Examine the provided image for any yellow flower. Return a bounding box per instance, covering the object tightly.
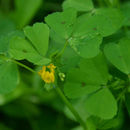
[47,63,56,72]
[38,64,56,83]
[41,71,55,83]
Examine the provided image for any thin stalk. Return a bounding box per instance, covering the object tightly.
[56,41,69,58]
[11,59,36,73]
[55,86,87,130]
[117,74,130,101]
[0,55,36,73]
[117,88,127,101]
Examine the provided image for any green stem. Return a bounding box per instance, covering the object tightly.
[117,74,129,101]
[0,55,36,73]
[11,59,36,73]
[56,41,69,58]
[55,87,87,130]
[117,88,127,101]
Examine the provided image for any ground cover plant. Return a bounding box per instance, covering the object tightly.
[0,0,130,130]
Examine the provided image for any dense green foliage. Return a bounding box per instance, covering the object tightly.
[0,0,130,130]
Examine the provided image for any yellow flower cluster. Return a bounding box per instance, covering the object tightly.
[38,64,56,84]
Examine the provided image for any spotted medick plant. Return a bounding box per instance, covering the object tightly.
[0,0,130,130]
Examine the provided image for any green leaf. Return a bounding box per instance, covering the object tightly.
[121,2,130,26]
[12,0,42,28]
[68,8,123,58]
[64,53,109,99]
[73,8,123,37]
[104,38,130,74]
[45,8,77,39]
[0,61,19,94]
[24,23,49,56]
[0,31,24,55]
[46,30,65,56]
[9,36,50,65]
[87,104,124,130]
[85,88,117,119]
[62,0,94,12]
[9,22,50,65]
[9,36,38,59]
[69,34,102,58]
[125,93,130,116]
[64,82,101,99]
[61,46,81,71]
[79,53,109,85]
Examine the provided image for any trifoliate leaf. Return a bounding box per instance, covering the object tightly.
[64,53,109,99]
